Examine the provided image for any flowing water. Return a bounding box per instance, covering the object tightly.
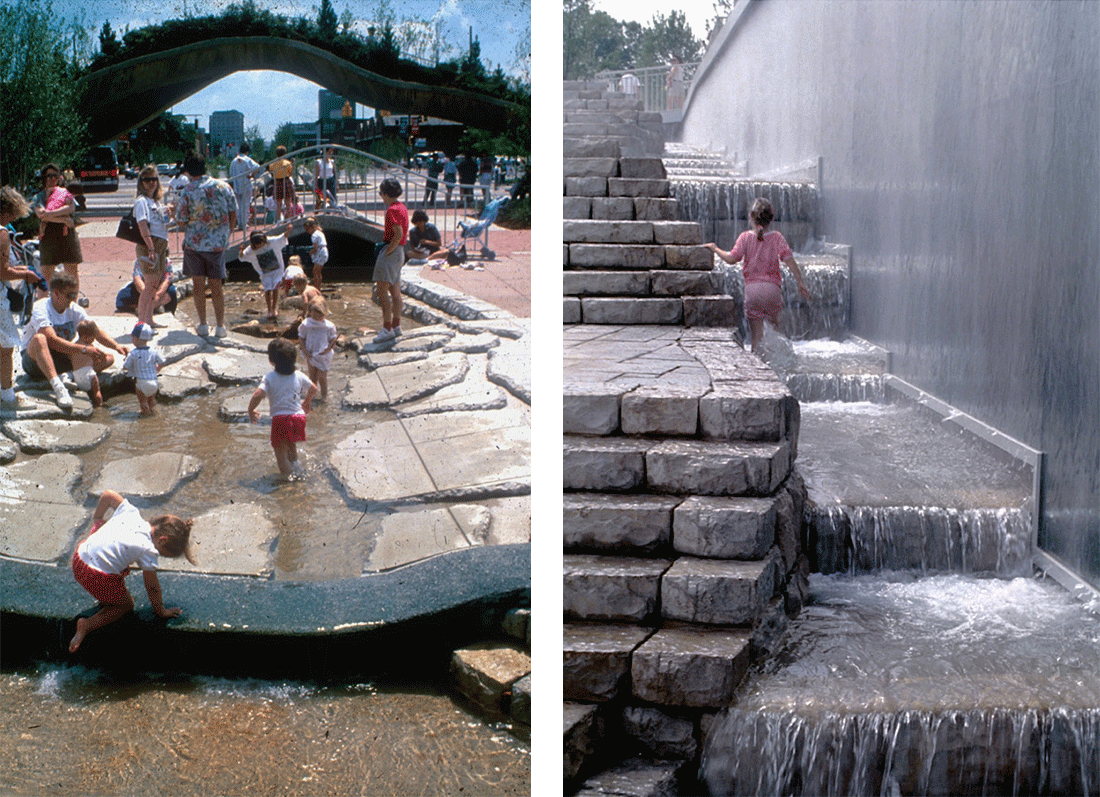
[0,664,529,796]
[700,574,1100,797]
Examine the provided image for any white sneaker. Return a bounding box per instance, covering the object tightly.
[53,383,73,409]
[195,323,209,337]
[372,328,395,343]
[392,326,402,337]
[1,388,22,408]
[214,326,228,338]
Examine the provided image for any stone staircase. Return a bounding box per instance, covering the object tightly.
[562,81,809,795]
[564,83,734,330]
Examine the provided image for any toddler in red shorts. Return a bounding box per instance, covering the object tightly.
[69,489,194,653]
[247,337,318,478]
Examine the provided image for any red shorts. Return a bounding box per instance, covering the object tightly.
[72,549,131,605]
[270,413,307,448]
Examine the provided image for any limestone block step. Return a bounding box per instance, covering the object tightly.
[673,495,777,559]
[564,220,656,244]
[563,270,651,297]
[634,197,680,220]
[621,385,700,436]
[651,221,703,245]
[563,493,681,553]
[564,196,592,219]
[565,138,621,159]
[684,296,738,327]
[661,555,777,626]
[580,297,683,325]
[646,439,791,497]
[609,178,670,197]
[622,706,698,761]
[619,158,668,180]
[591,197,636,220]
[567,244,665,269]
[563,384,621,435]
[563,622,654,701]
[563,158,620,179]
[564,701,604,783]
[565,176,608,197]
[563,435,650,492]
[564,296,581,324]
[650,270,721,296]
[699,383,799,442]
[564,554,672,622]
[631,625,752,708]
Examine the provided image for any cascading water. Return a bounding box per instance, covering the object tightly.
[700,575,1100,797]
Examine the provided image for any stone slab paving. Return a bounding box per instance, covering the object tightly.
[0,453,85,563]
[88,452,203,499]
[159,503,278,578]
[366,503,490,572]
[2,419,110,455]
[344,351,470,408]
[331,407,530,504]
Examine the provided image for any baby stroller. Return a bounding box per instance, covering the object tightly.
[6,225,46,326]
[443,195,510,265]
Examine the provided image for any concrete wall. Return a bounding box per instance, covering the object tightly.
[679,0,1099,586]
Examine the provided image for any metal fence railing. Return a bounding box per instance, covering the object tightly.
[594,62,699,114]
[223,144,505,246]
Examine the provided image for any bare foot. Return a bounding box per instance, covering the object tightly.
[69,617,89,653]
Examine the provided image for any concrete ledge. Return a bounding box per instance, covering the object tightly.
[0,543,530,677]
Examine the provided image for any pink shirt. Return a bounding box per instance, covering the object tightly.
[730,230,792,287]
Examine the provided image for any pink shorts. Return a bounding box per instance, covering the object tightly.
[270,413,307,448]
[744,280,783,323]
[72,549,131,605]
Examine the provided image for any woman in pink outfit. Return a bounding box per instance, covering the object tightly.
[705,197,811,353]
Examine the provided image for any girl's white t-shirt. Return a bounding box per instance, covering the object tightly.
[260,370,313,417]
[310,230,329,265]
[133,195,170,240]
[78,499,159,573]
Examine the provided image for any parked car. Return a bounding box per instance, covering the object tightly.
[75,146,119,192]
[156,163,175,176]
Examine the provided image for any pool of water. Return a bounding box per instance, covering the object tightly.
[0,664,530,796]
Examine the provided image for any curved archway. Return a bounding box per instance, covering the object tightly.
[77,36,525,144]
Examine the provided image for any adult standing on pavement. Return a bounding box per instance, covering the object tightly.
[175,151,236,338]
[268,145,296,222]
[372,177,408,343]
[229,143,261,231]
[20,271,127,409]
[442,154,457,205]
[314,146,337,208]
[1,186,42,408]
[32,163,83,297]
[424,153,442,206]
[457,153,478,207]
[133,164,174,326]
[478,152,494,205]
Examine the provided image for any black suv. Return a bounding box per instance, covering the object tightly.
[75,145,120,192]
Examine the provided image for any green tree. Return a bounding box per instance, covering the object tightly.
[317,0,338,40]
[636,11,701,66]
[244,124,266,162]
[128,112,194,166]
[0,0,88,190]
[98,20,120,57]
[563,0,630,79]
[273,122,297,152]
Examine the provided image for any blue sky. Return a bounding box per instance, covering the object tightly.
[75,0,530,140]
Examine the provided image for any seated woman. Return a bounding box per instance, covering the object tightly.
[406,209,442,265]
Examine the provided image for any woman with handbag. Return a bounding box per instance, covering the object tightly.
[32,163,83,298]
[132,164,173,325]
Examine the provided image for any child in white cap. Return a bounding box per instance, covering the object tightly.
[123,323,165,416]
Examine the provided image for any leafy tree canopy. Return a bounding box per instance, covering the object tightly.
[564,0,702,80]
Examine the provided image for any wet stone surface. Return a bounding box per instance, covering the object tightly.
[1,280,531,583]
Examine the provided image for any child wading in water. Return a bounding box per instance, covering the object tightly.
[69,489,194,653]
[123,323,165,416]
[298,298,338,402]
[67,319,105,407]
[248,338,317,478]
[240,230,288,321]
[704,197,811,353]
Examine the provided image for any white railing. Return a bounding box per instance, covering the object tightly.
[229,144,503,244]
[594,62,699,114]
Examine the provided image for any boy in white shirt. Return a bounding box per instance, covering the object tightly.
[122,323,165,416]
[240,230,289,321]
